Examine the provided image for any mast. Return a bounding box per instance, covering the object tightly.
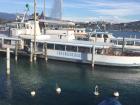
[34,0,37,61]
[44,0,46,20]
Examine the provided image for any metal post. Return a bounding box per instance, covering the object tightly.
[34,0,37,62]
[92,45,95,68]
[6,48,10,75]
[30,42,33,63]
[15,41,18,61]
[44,42,48,62]
[122,37,125,55]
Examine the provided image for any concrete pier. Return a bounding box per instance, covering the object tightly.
[6,48,10,75]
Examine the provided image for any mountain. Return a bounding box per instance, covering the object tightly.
[108,21,140,31]
[0,12,16,21]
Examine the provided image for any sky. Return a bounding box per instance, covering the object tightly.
[0,0,140,23]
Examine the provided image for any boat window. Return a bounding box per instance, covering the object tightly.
[118,41,123,45]
[78,47,91,53]
[135,41,140,46]
[24,39,31,46]
[104,34,108,38]
[4,39,11,45]
[55,44,65,51]
[111,40,117,44]
[97,34,102,38]
[66,45,77,52]
[91,34,96,37]
[37,43,43,49]
[126,41,134,45]
[47,43,54,49]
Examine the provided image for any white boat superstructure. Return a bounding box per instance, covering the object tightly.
[88,30,140,51]
[9,19,75,42]
[89,31,115,43]
[111,37,140,51]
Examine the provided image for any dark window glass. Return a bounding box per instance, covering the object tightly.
[104,34,108,38]
[111,40,117,44]
[78,47,91,53]
[135,41,140,46]
[66,45,77,52]
[126,41,134,45]
[55,44,65,51]
[38,43,43,49]
[4,40,11,45]
[97,34,102,38]
[118,41,123,45]
[91,34,96,37]
[47,43,54,49]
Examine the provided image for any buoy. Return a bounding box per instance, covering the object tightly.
[94,85,99,96]
[31,91,36,97]
[56,84,61,95]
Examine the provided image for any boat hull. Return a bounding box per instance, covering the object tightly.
[47,50,140,67]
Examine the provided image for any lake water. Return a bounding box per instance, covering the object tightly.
[0,54,140,105]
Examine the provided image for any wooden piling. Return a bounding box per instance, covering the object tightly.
[44,42,48,62]
[15,41,18,61]
[33,53,37,62]
[30,42,33,63]
[92,45,95,68]
[6,48,10,75]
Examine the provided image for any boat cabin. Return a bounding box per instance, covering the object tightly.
[89,31,114,43]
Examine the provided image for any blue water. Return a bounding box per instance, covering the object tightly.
[0,54,140,105]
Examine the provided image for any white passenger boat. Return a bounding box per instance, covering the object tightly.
[1,18,140,67]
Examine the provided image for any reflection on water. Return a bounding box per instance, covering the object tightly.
[0,55,140,105]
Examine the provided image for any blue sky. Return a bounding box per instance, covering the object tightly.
[0,0,140,23]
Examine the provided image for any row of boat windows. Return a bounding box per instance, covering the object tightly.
[38,43,92,53]
[111,40,140,46]
[91,34,109,38]
[1,40,92,53]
